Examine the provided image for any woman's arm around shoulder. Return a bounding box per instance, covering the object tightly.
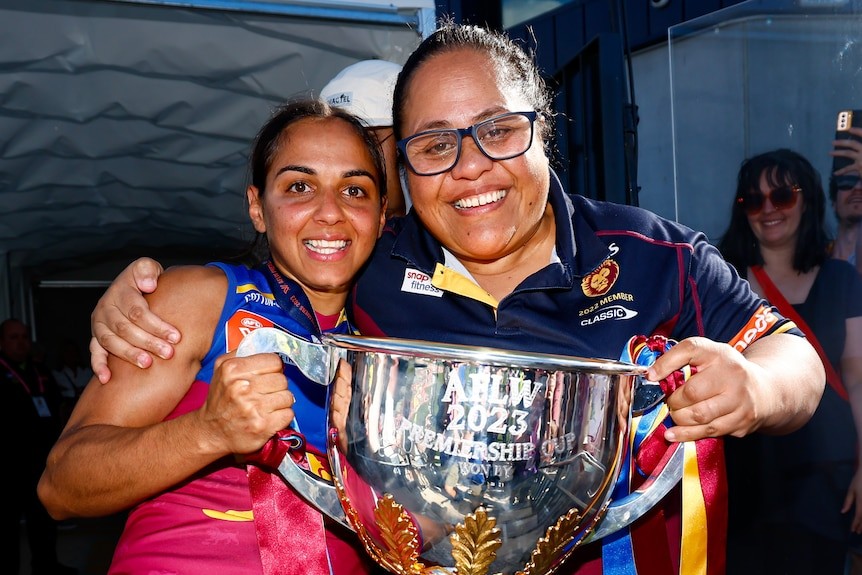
[39,265,228,518]
[90,257,179,382]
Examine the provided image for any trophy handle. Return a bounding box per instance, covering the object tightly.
[278,454,352,530]
[235,326,340,386]
[235,328,350,526]
[582,440,683,542]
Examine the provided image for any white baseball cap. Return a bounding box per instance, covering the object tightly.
[320,59,402,127]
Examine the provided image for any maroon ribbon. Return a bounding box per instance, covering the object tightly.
[245,430,330,575]
[627,335,726,575]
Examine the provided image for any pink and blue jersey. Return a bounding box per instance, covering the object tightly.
[109,262,371,575]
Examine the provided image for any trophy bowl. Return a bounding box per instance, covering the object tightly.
[236,329,682,575]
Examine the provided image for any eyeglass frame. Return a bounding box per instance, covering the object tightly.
[736,185,802,215]
[396,111,539,176]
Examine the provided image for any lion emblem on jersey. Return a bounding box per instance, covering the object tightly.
[581,259,620,297]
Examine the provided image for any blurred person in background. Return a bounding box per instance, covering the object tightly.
[0,317,77,575]
[52,338,93,422]
[718,148,862,574]
[829,125,862,275]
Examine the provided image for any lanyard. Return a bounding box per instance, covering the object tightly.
[257,260,321,337]
[256,259,353,338]
[0,356,44,396]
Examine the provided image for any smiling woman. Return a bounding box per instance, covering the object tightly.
[86,21,827,575]
[36,99,388,575]
[718,147,862,575]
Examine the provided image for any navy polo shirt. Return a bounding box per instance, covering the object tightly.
[348,169,796,360]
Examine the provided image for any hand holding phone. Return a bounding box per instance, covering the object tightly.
[831,109,862,176]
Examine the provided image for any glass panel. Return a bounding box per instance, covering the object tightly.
[668,0,862,242]
[503,0,575,28]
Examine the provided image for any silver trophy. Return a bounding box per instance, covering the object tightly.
[237,328,682,575]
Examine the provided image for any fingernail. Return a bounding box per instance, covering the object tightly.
[167,332,180,344]
[664,429,677,442]
[136,353,149,368]
[141,278,157,291]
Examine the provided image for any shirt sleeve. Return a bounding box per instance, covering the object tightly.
[676,235,801,349]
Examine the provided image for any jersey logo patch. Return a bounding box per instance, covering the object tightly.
[729,304,778,352]
[226,310,276,350]
[401,268,444,297]
[581,259,620,297]
[579,305,639,326]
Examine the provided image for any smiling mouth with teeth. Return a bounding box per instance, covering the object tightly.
[454,190,507,209]
[305,239,348,254]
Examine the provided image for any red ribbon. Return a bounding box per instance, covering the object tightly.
[245,430,330,575]
[627,335,726,575]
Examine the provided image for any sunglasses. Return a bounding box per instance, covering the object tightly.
[737,185,801,215]
[835,175,862,192]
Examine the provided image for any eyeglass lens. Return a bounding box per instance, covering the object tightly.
[836,175,862,191]
[402,112,535,175]
[741,186,799,214]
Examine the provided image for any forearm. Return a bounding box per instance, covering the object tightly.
[39,412,227,519]
[844,358,862,461]
[743,333,824,434]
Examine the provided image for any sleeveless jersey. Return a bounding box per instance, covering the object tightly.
[109,262,370,575]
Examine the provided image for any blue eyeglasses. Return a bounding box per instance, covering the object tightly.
[397,111,539,176]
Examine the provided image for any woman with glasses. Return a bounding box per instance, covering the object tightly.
[829,126,862,274]
[718,148,862,575]
[87,21,826,574]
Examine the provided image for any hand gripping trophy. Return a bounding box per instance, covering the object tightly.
[238,328,689,575]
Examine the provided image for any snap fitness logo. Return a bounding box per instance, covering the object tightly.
[581,259,620,297]
[401,268,444,297]
[730,305,778,351]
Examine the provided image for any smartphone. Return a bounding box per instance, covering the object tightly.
[833,109,862,173]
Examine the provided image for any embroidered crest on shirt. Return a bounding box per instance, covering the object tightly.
[581,259,620,297]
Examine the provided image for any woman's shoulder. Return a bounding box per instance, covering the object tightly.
[162,264,225,282]
[149,265,228,319]
[819,257,862,283]
[815,258,862,312]
[569,193,706,245]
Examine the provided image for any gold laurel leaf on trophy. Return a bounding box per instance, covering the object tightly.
[449,506,503,575]
[518,506,583,575]
[332,477,400,573]
[373,494,426,574]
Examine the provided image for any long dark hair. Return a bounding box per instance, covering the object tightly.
[242,98,387,264]
[718,148,830,275]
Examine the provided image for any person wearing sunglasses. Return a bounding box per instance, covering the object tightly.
[86,22,827,574]
[718,148,862,575]
[829,126,862,275]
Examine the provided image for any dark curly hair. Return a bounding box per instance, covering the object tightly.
[392,18,554,147]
